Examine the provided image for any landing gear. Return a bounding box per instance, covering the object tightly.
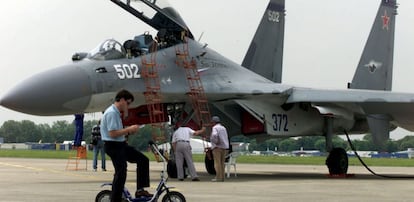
[167,160,179,178]
[324,117,348,175]
[326,147,348,175]
[167,159,188,178]
[204,148,216,175]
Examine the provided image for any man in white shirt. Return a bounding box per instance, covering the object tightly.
[210,116,229,182]
[172,124,205,181]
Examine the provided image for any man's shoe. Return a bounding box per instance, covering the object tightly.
[178,179,184,181]
[135,190,153,198]
[102,169,107,172]
[192,178,200,181]
[211,178,224,182]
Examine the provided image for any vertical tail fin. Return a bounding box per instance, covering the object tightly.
[349,0,398,91]
[241,0,285,83]
[350,0,398,151]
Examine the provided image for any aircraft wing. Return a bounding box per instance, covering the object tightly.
[285,87,414,131]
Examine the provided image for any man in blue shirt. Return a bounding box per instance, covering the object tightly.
[101,89,152,201]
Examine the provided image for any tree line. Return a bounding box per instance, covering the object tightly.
[0,120,155,151]
[242,135,414,153]
[1,120,414,152]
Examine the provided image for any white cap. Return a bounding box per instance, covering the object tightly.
[211,116,220,122]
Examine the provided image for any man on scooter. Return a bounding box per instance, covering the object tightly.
[101,89,153,201]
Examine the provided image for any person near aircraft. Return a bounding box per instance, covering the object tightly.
[100,89,152,201]
[210,116,229,182]
[123,39,142,58]
[172,124,205,181]
[91,120,106,172]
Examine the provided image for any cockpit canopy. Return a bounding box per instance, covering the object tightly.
[88,39,126,60]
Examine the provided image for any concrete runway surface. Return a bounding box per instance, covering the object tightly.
[1,157,414,202]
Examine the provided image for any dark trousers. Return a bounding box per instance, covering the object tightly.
[104,141,150,202]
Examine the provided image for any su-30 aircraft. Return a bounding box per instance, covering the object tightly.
[1,0,412,175]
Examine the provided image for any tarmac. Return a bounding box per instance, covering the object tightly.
[1,157,414,202]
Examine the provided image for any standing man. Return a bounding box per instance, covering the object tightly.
[210,116,229,182]
[73,114,84,147]
[172,124,205,181]
[91,121,106,172]
[100,89,152,201]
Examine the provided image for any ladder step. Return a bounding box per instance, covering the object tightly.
[188,89,203,93]
[197,100,208,103]
[187,77,200,80]
[176,51,188,56]
[142,73,159,78]
[152,110,163,115]
[150,99,162,103]
[145,87,161,91]
[184,65,196,69]
[142,63,156,67]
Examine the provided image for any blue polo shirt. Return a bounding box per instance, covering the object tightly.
[100,104,125,142]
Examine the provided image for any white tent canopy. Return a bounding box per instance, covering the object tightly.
[158,138,211,154]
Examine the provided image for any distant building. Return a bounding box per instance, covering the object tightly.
[391,148,414,159]
[292,149,322,157]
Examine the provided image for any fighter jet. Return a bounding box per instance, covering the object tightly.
[0,0,411,175]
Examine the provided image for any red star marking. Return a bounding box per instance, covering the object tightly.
[382,10,390,30]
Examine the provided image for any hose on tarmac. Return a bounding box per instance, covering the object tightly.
[344,130,414,179]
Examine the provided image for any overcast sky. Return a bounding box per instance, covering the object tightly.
[1,0,413,139]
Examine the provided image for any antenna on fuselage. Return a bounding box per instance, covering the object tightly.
[197,31,204,42]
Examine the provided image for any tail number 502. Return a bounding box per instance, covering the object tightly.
[114,64,141,79]
[272,113,288,131]
[268,10,280,23]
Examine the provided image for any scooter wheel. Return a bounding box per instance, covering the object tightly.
[162,191,186,202]
[95,190,111,202]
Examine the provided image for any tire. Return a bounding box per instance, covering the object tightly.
[162,191,186,202]
[167,160,178,178]
[95,190,111,202]
[204,151,216,175]
[326,147,348,175]
[167,160,188,178]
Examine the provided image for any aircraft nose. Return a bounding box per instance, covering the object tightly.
[0,65,92,116]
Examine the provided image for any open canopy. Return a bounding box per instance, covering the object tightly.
[110,0,193,39]
[88,39,126,60]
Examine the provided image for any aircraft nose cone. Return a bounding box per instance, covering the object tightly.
[1,65,92,116]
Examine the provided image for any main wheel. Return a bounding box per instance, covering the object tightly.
[162,191,186,202]
[326,147,348,175]
[204,149,216,175]
[167,160,178,178]
[95,190,111,202]
[167,160,188,178]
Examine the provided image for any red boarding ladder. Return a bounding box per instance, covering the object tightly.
[175,40,212,132]
[141,45,167,161]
